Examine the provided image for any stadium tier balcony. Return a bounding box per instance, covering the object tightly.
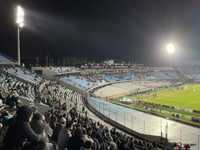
[173,61,192,66]
[152,72,169,79]
[0,73,36,99]
[179,66,200,73]
[1,67,43,85]
[184,73,200,79]
[98,72,140,82]
[165,71,180,79]
[0,54,13,62]
[48,67,80,73]
[97,73,120,82]
[60,76,95,90]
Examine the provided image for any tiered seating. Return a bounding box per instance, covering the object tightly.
[185,74,200,79]
[0,73,36,99]
[151,72,169,79]
[138,71,176,80]
[122,72,139,80]
[98,73,120,82]
[48,67,80,73]
[179,66,200,73]
[2,67,43,85]
[98,72,139,81]
[50,84,82,104]
[60,76,95,90]
[140,72,156,79]
[69,76,94,88]
[173,61,191,66]
[97,79,107,86]
[177,66,200,80]
[0,54,13,62]
[165,71,180,79]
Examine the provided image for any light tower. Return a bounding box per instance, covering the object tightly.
[166,43,175,68]
[16,6,24,65]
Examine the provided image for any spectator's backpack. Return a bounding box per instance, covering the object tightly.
[0,117,16,148]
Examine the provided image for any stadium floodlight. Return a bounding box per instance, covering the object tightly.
[167,43,175,54]
[16,5,24,65]
[16,6,24,28]
[166,43,175,68]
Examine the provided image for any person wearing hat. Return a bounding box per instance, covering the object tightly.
[30,112,54,150]
[30,112,53,143]
[3,106,48,150]
[57,121,73,150]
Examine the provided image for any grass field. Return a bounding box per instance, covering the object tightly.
[112,84,200,111]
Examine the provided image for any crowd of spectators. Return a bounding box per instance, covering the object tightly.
[0,65,171,150]
[0,72,37,106]
[1,65,44,85]
[0,99,160,150]
[0,71,160,150]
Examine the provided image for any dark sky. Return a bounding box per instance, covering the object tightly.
[0,0,200,66]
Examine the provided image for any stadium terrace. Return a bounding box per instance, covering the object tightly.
[0,53,199,150]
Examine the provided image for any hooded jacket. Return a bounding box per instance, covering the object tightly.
[3,106,44,150]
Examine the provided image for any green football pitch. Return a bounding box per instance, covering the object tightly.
[113,84,200,111]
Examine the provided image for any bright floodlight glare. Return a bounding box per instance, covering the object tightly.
[16,6,24,28]
[167,43,175,54]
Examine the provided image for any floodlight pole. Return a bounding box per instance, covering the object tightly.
[16,6,24,66]
[167,43,175,69]
[17,26,21,65]
[169,54,172,68]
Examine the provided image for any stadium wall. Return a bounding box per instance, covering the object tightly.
[0,62,18,65]
[32,67,56,80]
[85,97,171,150]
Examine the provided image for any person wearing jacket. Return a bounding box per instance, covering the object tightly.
[67,127,84,150]
[3,106,48,150]
[31,112,53,143]
[57,121,73,150]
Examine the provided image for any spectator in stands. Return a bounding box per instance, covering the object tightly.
[80,141,93,150]
[106,135,117,150]
[38,95,42,104]
[3,106,48,150]
[31,106,38,115]
[81,128,93,145]
[91,130,100,150]
[31,112,53,141]
[0,90,5,104]
[57,121,73,150]
[67,127,84,150]
[0,100,6,128]
[1,115,11,126]
[49,114,57,130]
[30,112,54,150]
[0,100,5,114]
[51,117,66,142]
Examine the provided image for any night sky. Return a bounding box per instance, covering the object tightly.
[0,0,200,66]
